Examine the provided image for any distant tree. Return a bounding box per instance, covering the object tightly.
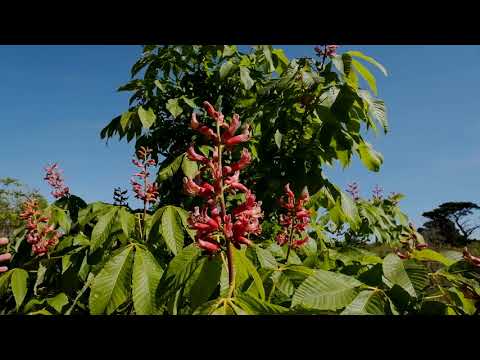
[0,177,47,238]
[420,202,480,246]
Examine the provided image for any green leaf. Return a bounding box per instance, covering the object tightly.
[181,97,196,109]
[47,293,69,313]
[173,206,196,240]
[132,246,164,315]
[448,287,477,315]
[118,207,135,239]
[234,293,289,315]
[0,272,12,297]
[411,249,455,266]
[161,206,184,255]
[352,59,378,95]
[33,262,47,296]
[181,156,198,179]
[292,269,362,311]
[236,248,265,300]
[274,130,283,149]
[157,154,184,182]
[341,290,386,315]
[357,143,383,172]
[120,111,133,131]
[166,98,183,118]
[347,50,388,76]
[382,254,428,298]
[272,271,295,297]
[89,246,134,315]
[11,268,29,311]
[255,246,278,270]
[156,244,202,303]
[90,207,118,252]
[138,106,156,128]
[189,256,223,310]
[261,45,276,72]
[23,298,46,313]
[240,67,254,90]
[51,206,71,233]
[340,191,360,228]
[220,61,236,79]
[62,255,72,274]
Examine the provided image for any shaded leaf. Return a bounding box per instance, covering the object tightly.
[157,154,184,182]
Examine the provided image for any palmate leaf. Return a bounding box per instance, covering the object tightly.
[235,248,265,300]
[89,245,134,315]
[255,246,278,270]
[187,256,223,310]
[132,246,164,315]
[161,206,185,255]
[90,207,118,252]
[292,269,363,311]
[341,290,386,315]
[118,206,136,239]
[382,254,429,298]
[156,244,202,304]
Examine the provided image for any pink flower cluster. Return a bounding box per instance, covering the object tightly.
[276,184,311,249]
[44,163,70,199]
[184,101,262,254]
[130,146,159,204]
[20,198,60,256]
[314,45,339,58]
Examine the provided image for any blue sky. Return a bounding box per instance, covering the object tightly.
[1,45,479,229]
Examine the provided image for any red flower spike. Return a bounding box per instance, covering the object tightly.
[130,147,159,205]
[186,103,261,253]
[275,183,311,249]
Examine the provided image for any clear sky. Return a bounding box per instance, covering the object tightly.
[1,45,479,229]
